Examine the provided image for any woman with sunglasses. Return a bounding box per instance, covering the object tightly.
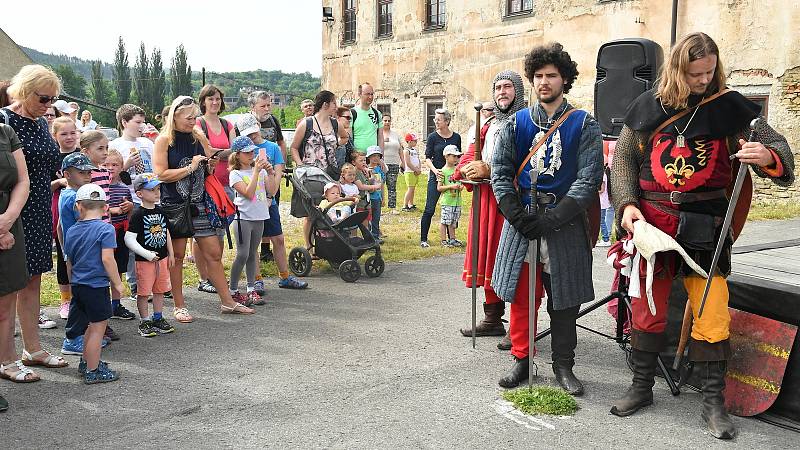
[1,65,69,379]
[153,96,255,321]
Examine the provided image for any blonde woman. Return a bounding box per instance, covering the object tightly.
[1,65,68,375]
[79,110,98,131]
[153,96,254,320]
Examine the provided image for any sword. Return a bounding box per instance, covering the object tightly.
[528,167,540,388]
[697,118,759,318]
[470,102,483,349]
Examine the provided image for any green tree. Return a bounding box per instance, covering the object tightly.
[89,60,114,126]
[112,37,131,105]
[149,48,166,116]
[170,44,192,98]
[279,108,286,127]
[53,64,87,98]
[133,42,150,109]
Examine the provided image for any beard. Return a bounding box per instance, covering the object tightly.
[495,96,515,112]
[536,86,563,104]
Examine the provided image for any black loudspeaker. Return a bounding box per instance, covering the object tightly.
[595,38,664,137]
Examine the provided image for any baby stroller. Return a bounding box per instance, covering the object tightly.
[286,165,385,282]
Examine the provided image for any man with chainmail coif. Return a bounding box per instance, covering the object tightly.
[452,71,526,349]
[609,32,794,440]
[490,43,603,393]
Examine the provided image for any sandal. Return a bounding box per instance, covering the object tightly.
[221,303,255,315]
[22,349,69,368]
[0,360,41,383]
[173,307,194,323]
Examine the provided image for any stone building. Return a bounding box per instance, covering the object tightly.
[321,0,799,201]
[0,27,34,80]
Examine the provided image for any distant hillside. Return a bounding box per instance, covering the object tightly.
[21,46,113,79]
[22,46,320,100]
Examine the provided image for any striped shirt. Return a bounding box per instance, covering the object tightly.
[108,182,131,229]
[90,168,112,223]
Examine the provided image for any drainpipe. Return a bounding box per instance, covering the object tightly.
[671,0,679,46]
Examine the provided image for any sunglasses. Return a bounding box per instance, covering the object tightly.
[43,113,56,118]
[341,115,352,120]
[173,97,196,111]
[35,92,59,104]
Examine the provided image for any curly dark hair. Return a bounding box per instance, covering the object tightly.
[523,42,579,94]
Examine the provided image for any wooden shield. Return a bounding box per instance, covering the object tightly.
[725,308,797,416]
[728,157,753,241]
[587,194,601,248]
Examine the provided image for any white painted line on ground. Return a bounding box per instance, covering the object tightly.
[493,399,558,431]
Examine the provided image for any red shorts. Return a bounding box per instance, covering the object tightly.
[135,258,171,296]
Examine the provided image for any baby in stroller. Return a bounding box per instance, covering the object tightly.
[318,182,358,233]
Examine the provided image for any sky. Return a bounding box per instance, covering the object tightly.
[1,0,323,76]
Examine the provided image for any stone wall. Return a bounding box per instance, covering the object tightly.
[321,0,799,199]
[0,28,33,80]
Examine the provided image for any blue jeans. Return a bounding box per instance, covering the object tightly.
[600,207,615,241]
[420,175,441,242]
[370,200,382,238]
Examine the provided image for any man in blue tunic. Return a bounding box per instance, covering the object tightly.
[491,43,603,392]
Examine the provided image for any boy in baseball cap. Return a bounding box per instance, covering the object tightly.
[62,183,124,383]
[438,144,464,247]
[365,145,386,240]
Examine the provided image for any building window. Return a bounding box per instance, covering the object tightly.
[343,0,356,44]
[376,103,391,118]
[426,0,446,30]
[746,95,769,119]
[424,100,443,138]
[377,0,393,38]
[506,0,533,16]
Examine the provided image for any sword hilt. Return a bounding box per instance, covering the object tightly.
[528,168,538,214]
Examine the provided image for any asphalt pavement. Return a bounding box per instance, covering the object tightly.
[1,219,798,448]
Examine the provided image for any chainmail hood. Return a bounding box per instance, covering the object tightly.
[492,70,526,120]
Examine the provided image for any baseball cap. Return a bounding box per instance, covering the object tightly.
[231,136,258,153]
[53,100,76,114]
[323,182,340,194]
[236,113,261,137]
[366,145,383,158]
[133,173,162,191]
[61,152,97,171]
[443,144,462,156]
[75,183,107,202]
[404,133,418,142]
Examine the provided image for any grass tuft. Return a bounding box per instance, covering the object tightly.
[502,386,579,416]
[747,201,800,221]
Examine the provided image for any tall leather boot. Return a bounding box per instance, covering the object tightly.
[550,305,584,396]
[497,331,512,351]
[498,357,531,388]
[699,360,736,439]
[460,302,506,337]
[610,348,659,416]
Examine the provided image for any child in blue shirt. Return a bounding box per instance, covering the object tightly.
[366,145,386,240]
[63,184,124,384]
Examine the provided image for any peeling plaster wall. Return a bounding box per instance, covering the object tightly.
[322,0,799,199]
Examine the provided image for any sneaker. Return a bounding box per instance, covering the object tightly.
[260,247,274,262]
[151,317,175,334]
[231,291,252,307]
[128,284,137,298]
[104,325,120,341]
[84,365,118,384]
[278,275,308,290]
[441,240,453,248]
[59,302,70,320]
[420,241,430,248]
[78,359,108,375]
[197,280,217,293]
[163,290,173,299]
[247,290,265,306]
[253,280,266,296]
[138,320,157,337]
[61,336,109,355]
[111,304,136,320]
[448,238,463,247]
[597,239,611,248]
[401,206,412,212]
[38,310,57,329]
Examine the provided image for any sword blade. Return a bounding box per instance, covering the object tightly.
[471,184,481,348]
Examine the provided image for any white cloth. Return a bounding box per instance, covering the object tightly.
[629,221,709,315]
[109,137,155,204]
[229,169,271,221]
[382,130,402,165]
[600,172,611,209]
[79,120,98,131]
[403,148,420,173]
[341,182,359,198]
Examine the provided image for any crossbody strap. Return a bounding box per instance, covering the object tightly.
[647,88,731,144]
[516,108,577,178]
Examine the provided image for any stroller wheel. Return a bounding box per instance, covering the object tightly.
[364,255,385,278]
[288,247,313,277]
[339,260,361,283]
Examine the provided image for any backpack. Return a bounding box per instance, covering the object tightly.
[350,106,382,146]
[204,173,236,248]
[197,116,231,141]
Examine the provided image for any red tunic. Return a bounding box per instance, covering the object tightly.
[453,120,504,301]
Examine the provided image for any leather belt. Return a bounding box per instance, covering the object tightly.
[640,189,726,205]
